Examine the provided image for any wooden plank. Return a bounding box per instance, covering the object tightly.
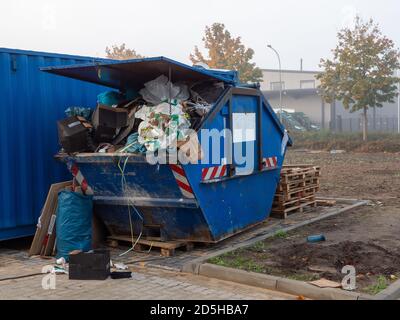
[281,166,321,173]
[274,194,316,208]
[280,169,320,178]
[282,173,320,181]
[278,179,320,192]
[108,235,188,250]
[316,199,337,207]
[283,165,321,169]
[272,200,317,216]
[275,185,320,201]
[108,235,193,257]
[29,181,73,256]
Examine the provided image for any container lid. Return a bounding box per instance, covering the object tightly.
[41,56,238,91]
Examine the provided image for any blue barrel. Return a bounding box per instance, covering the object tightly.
[45,57,292,243]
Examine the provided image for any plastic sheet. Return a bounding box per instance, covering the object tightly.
[123,133,147,153]
[139,75,190,105]
[190,81,225,104]
[65,107,92,119]
[97,91,125,106]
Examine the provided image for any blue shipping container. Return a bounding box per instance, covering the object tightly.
[0,48,108,241]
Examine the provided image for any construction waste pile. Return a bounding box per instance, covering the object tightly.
[275,110,320,132]
[57,75,224,155]
[48,74,226,270]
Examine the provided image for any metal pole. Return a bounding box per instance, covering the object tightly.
[398,69,400,134]
[267,45,283,122]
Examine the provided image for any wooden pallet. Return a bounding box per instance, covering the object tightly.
[107,235,194,257]
[280,169,320,183]
[272,165,321,219]
[274,185,320,201]
[273,194,316,209]
[272,197,317,219]
[279,177,320,190]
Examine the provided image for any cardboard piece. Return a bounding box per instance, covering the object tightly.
[309,278,342,289]
[29,181,73,256]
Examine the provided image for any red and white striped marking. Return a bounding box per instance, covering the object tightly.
[170,164,195,199]
[68,162,94,195]
[263,156,278,169]
[40,214,56,255]
[201,165,228,181]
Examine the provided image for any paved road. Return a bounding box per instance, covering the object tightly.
[0,250,294,300]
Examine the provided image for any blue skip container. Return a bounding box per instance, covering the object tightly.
[44,57,292,243]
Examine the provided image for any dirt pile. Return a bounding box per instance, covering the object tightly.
[268,241,400,281]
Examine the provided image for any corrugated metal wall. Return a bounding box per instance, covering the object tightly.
[0,48,108,240]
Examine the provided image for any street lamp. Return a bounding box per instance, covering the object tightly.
[267,44,283,122]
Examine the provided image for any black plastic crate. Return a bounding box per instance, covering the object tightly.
[69,249,110,280]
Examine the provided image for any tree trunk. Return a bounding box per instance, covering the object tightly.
[362,107,368,142]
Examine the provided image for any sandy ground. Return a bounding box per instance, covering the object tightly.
[214,151,400,294]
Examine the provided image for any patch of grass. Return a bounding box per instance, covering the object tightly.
[290,131,400,153]
[229,256,248,269]
[208,255,229,267]
[250,241,267,252]
[364,276,389,295]
[244,260,265,273]
[208,252,266,273]
[274,230,289,239]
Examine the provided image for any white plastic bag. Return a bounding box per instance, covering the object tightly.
[139,75,190,105]
[135,102,191,152]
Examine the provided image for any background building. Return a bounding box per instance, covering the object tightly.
[261,69,400,133]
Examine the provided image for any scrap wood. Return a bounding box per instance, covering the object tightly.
[178,131,204,163]
[309,278,342,289]
[40,213,57,257]
[316,199,337,207]
[29,181,72,257]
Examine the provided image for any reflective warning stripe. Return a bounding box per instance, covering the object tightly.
[262,156,278,169]
[170,164,195,199]
[202,165,228,181]
[67,162,94,195]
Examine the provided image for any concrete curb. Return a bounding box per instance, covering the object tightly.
[199,264,372,300]
[182,200,369,274]
[181,199,400,300]
[375,278,400,300]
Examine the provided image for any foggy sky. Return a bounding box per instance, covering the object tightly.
[1,0,399,71]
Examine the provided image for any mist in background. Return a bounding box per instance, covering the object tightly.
[1,0,399,70]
